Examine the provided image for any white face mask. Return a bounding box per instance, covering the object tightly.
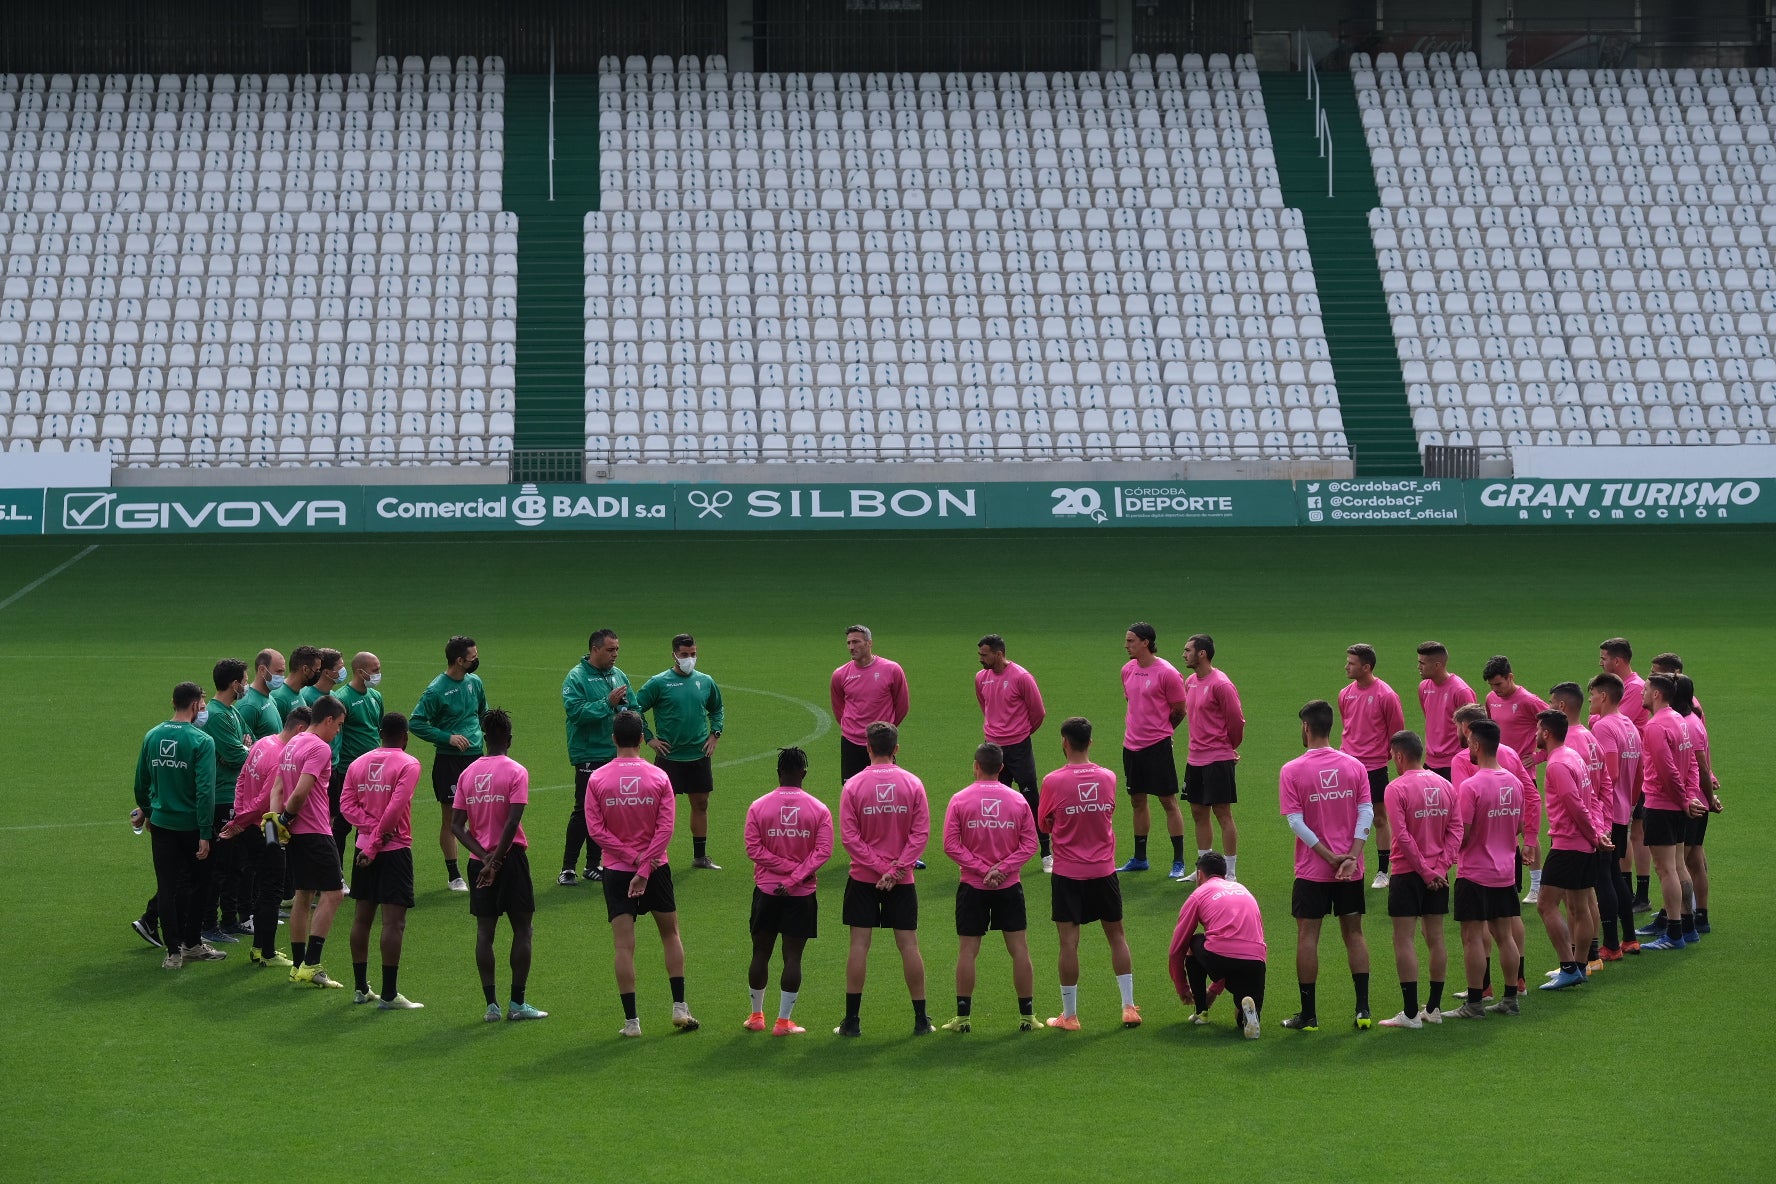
[329,666,345,683]
[367,672,382,687]
[194,708,210,727]
[270,673,286,690]
[676,655,697,675]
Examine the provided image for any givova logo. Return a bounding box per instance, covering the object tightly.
[59,490,349,532]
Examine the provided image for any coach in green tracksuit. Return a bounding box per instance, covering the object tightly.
[330,651,386,859]
[132,681,217,967]
[238,650,284,740]
[199,659,254,940]
[410,635,486,891]
[635,632,726,870]
[560,628,647,884]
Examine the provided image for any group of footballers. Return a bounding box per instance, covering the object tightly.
[128,623,1720,1040]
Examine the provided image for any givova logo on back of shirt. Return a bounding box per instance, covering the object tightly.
[768,802,812,839]
[969,796,1017,830]
[1308,768,1351,802]
[605,774,656,808]
[1414,784,1449,819]
[464,772,506,807]
[1065,782,1114,815]
[863,783,908,816]
[151,736,189,771]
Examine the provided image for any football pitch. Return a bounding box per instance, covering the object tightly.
[1,525,1768,1183]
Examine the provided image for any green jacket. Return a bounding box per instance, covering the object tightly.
[562,657,647,765]
[333,683,385,764]
[133,720,217,837]
[411,671,487,756]
[269,682,302,723]
[236,685,282,740]
[635,668,724,763]
[200,699,251,803]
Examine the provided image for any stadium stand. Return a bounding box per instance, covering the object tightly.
[0,56,514,467]
[1360,50,1776,461]
[585,53,1351,465]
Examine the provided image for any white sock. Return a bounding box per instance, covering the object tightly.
[1224,854,1237,879]
[778,990,798,1020]
[1197,849,1211,858]
[1530,869,1543,891]
[1060,984,1078,1018]
[1116,972,1135,1007]
[749,987,766,1014]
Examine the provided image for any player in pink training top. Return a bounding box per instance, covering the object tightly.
[1378,731,1459,1030]
[1279,699,1375,1032]
[1167,851,1265,1038]
[1673,675,1722,942]
[1550,682,1615,972]
[1181,634,1245,884]
[1450,702,1536,998]
[1119,622,1189,879]
[836,721,932,1037]
[1651,654,1704,722]
[1603,638,1654,909]
[270,695,347,988]
[1415,641,1476,780]
[338,712,424,1009]
[217,704,310,968]
[941,743,1042,1033]
[1535,711,1612,992]
[976,634,1050,870]
[450,709,546,1023]
[831,625,910,784]
[1586,673,1642,957]
[1482,655,1551,904]
[1638,674,1704,950]
[1337,643,1405,891]
[1447,720,1529,1018]
[1037,716,1138,1030]
[586,711,694,1037]
[742,746,833,1036]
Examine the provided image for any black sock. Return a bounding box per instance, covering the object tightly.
[1587,938,1600,960]
[1038,834,1050,857]
[670,976,686,1004]
[305,935,325,966]
[1298,982,1316,1019]
[1378,848,1390,874]
[1562,960,1580,974]
[290,939,306,967]
[1170,834,1185,862]
[1018,996,1034,1016]
[1516,957,1525,984]
[621,991,638,1020]
[382,965,399,1000]
[1696,908,1709,926]
[511,982,525,1006]
[482,980,497,1005]
[1352,972,1370,1012]
[1635,874,1650,900]
[1504,984,1518,998]
[1603,919,1620,947]
[912,998,928,1021]
[1427,980,1444,1010]
[1401,981,1418,1018]
[1679,914,1696,936]
[353,961,369,993]
[845,991,862,1021]
[956,995,972,1016]
[1466,987,1482,1005]
[693,837,707,860]
[1482,959,1491,989]
[1133,834,1149,861]
[446,859,461,883]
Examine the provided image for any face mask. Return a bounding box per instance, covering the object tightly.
[329,667,345,684]
[270,674,286,690]
[464,658,480,675]
[194,709,210,727]
[676,656,697,675]
[367,672,382,687]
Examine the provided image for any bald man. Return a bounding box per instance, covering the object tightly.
[331,652,386,862]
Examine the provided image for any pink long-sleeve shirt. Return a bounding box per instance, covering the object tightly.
[1486,686,1551,769]
[234,732,290,824]
[585,756,675,874]
[1564,723,1612,825]
[1680,714,1710,801]
[1385,768,1461,881]
[976,661,1045,745]
[1183,668,1244,764]
[744,787,833,896]
[1544,744,1604,853]
[1418,674,1477,767]
[1456,767,1527,888]
[1619,671,1650,732]
[943,779,1040,889]
[1338,678,1405,771]
[452,754,529,852]
[275,731,335,837]
[1278,747,1372,883]
[1590,711,1641,826]
[1452,744,1542,840]
[339,747,421,857]
[840,763,929,884]
[1169,876,1268,970]
[1640,706,1693,812]
[1121,657,1187,749]
[831,657,910,745]
[1037,761,1119,880]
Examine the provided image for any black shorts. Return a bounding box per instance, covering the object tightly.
[1183,760,1237,806]
[1121,739,1178,797]
[956,882,1028,936]
[327,762,347,822]
[350,846,416,908]
[1387,870,1449,917]
[839,737,870,783]
[842,878,918,930]
[432,751,477,804]
[996,738,1038,794]
[1632,794,1645,821]
[602,863,678,920]
[1542,847,1597,891]
[659,755,714,796]
[1291,877,1365,919]
[287,832,344,892]
[1428,766,1453,782]
[1050,872,1123,925]
[1684,810,1709,847]
[1453,877,1521,923]
[1367,766,1390,813]
[1643,806,1688,847]
[468,848,535,918]
[750,888,819,939]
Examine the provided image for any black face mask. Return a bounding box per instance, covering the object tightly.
[464,658,480,674]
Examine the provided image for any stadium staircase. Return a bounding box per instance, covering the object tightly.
[1261,73,1421,475]
[505,75,601,457]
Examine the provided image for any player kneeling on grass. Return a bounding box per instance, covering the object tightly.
[1167,852,1265,1038]
[271,696,348,988]
[742,747,833,1035]
[451,708,546,1023]
[339,711,424,1009]
[586,711,696,1037]
[1537,710,1612,991]
[1378,730,1457,1029]
[941,743,1042,1033]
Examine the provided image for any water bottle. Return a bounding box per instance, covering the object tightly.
[264,815,281,845]
[131,812,144,836]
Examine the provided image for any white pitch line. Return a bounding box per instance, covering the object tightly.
[0,544,98,612]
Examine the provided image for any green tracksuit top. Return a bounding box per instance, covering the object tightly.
[269,682,302,723]
[333,683,385,764]
[236,685,282,740]
[411,671,487,756]
[562,658,647,765]
[200,699,251,803]
[134,720,217,837]
[634,668,724,762]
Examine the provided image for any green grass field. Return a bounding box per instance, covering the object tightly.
[2,526,1769,1183]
